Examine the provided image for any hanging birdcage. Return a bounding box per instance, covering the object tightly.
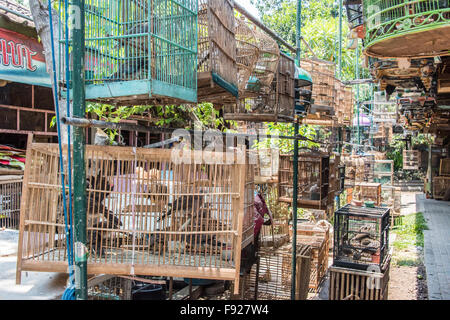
[246,27,280,94]
[58,0,198,105]
[197,0,238,103]
[363,0,450,58]
[235,15,259,95]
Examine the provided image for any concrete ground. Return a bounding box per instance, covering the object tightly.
[417,194,450,300]
[0,229,67,300]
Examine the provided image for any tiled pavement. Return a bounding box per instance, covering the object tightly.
[416,194,450,300]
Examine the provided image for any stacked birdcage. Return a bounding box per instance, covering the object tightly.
[300,58,336,109]
[343,86,354,126]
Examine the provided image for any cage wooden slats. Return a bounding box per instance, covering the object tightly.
[433,176,450,200]
[353,182,382,206]
[244,244,311,300]
[439,158,450,176]
[0,177,22,230]
[16,143,254,294]
[300,58,336,115]
[294,222,330,292]
[197,0,238,103]
[329,256,391,300]
[403,150,420,170]
[278,152,330,210]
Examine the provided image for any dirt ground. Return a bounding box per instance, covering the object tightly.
[388,264,428,300]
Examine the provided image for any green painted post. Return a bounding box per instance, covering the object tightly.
[291,0,302,301]
[356,40,360,149]
[72,0,88,300]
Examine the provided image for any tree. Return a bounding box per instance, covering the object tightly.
[29,0,70,143]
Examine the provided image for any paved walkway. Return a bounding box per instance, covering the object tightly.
[416,194,450,300]
[0,229,67,300]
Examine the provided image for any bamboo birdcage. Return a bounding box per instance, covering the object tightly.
[16,143,255,294]
[223,53,295,123]
[235,16,260,95]
[0,177,22,230]
[244,244,312,300]
[59,0,198,105]
[245,27,280,95]
[278,152,330,210]
[197,0,238,103]
[403,150,420,170]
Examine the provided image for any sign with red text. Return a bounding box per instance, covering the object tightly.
[0,28,51,87]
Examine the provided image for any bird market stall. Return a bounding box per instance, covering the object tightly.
[16,143,255,294]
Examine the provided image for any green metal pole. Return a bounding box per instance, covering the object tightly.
[72,0,87,300]
[291,0,302,301]
[356,40,360,149]
[338,0,343,79]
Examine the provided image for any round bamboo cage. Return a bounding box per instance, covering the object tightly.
[235,16,260,94]
[248,27,280,94]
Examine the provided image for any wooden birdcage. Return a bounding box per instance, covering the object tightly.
[247,28,280,95]
[433,176,450,200]
[244,244,312,300]
[343,86,354,126]
[0,176,22,230]
[403,150,420,170]
[439,158,450,176]
[235,16,260,95]
[197,0,238,103]
[329,256,391,300]
[295,222,330,292]
[223,53,295,123]
[353,182,382,206]
[16,143,255,294]
[278,152,330,210]
[59,0,198,105]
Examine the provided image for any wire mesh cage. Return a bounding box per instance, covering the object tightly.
[333,204,390,271]
[278,152,330,210]
[197,0,238,103]
[0,178,22,230]
[17,143,254,294]
[58,0,198,105]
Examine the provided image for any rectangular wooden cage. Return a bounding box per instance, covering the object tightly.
[0,177,22,230]
[16,143,255,293]
[278,152,330,210]
[59,0,198,105]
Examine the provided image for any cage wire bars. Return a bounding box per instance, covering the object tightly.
[58,0,198,105]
